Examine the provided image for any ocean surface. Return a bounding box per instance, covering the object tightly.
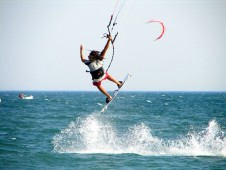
[0,91,226,169]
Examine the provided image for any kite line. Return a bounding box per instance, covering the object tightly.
[103,0,127,73]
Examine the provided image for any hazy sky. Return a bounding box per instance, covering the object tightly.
[0,0,226,91]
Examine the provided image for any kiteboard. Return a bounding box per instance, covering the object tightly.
[100,73,131,113]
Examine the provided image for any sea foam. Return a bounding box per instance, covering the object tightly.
[53,114,226,157]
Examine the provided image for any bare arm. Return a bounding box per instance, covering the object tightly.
[80,44,85,63]
[101,36,112,59]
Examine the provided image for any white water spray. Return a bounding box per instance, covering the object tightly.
[53,115,226,157]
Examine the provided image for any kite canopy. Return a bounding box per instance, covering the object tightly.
[147,20,165,40]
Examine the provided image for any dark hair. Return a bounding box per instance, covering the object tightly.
[90,51,99,56]
[89,51,102,60]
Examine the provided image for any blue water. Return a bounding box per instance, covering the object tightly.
[0,91,226,169]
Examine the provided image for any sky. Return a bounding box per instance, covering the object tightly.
[0,0,226,91]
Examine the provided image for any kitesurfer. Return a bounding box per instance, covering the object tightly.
[80,35,122,103]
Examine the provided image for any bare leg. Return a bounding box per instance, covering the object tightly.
[96,85,112,100]
[107,74,122,87]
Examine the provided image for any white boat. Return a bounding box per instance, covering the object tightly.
[19,94,34,100]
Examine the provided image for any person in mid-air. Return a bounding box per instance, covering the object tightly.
[80,35,122,103]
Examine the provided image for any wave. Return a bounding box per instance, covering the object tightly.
[53,115,226,157]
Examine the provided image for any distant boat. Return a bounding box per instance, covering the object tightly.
[19,94,34,100]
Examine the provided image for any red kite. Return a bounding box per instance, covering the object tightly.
[147,20,165,40]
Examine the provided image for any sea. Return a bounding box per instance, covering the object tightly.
[0,91,226,170]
